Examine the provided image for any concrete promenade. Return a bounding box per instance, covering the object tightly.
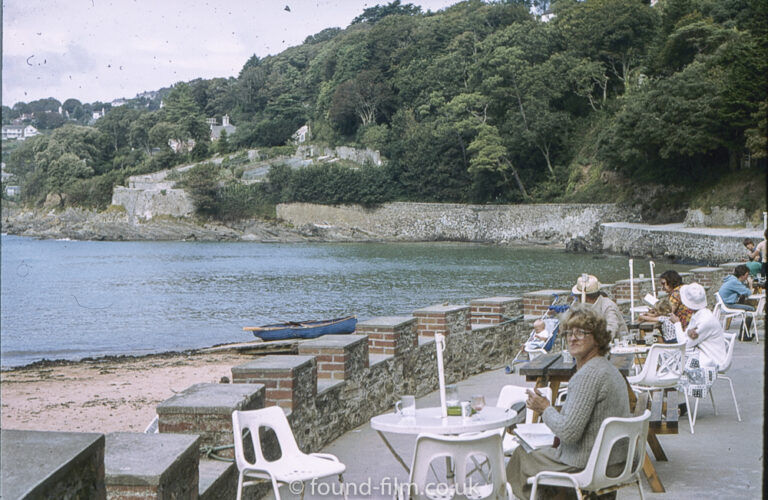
[270,323,764,500]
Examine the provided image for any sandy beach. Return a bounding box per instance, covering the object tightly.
[0,352,254,433]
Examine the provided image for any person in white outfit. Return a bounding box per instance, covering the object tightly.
[670,283,727,369]
[670,283,727,416]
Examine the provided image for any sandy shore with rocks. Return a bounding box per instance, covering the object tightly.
[0,351,256,433]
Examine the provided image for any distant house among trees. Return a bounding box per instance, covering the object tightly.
[292,124,311,144]
[209,114,236,141]
[1,124,40,141]
[168,138,196,153]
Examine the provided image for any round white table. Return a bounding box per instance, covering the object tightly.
[370,406,517,472]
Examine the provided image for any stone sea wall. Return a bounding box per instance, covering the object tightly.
[277,202,640,243]
[601,222,762,265]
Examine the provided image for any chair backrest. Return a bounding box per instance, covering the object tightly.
[542,317,559,352]
[572,410,651,492]
[407,430,510,500]
[633,343,686,388]
[232,406,302,472]
[719,332,737,373]
[496,385,552,423]
[715,292,743,315]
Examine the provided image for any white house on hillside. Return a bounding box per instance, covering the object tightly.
[210,114,236,141]
[292,124,311,144]
[2,124,40,140]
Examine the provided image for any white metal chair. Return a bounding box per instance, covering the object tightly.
[232,407,347,500]
[401,430,513,500]
[528,410,651,500]
[714,292,749,338]
[626,343,693,432]
[691,332,742,426]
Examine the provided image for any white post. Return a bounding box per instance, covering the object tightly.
[435,333,448,418]
[629,259,635,323]
[650,261,656,298]
[763,211,767,231]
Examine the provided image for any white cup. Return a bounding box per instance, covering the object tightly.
[396,395,416,417]
[562,350,573,363]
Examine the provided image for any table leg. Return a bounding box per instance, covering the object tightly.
[376,431,410,473]
[642,451,665,493]
[647,431,668,461]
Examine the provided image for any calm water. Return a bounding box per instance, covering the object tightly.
[1,234,682,368]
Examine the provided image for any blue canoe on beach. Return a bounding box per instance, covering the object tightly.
[243,316,357,341]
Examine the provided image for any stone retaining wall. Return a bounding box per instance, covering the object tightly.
[277,202,639,243]
[601,223,762,265]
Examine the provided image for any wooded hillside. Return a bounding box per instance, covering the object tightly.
[3,0,766,219]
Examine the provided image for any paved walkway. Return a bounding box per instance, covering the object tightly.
[268,321,764,499]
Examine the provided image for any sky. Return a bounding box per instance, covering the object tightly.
[2,0,459,107]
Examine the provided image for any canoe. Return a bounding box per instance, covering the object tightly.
[243,316,357,341]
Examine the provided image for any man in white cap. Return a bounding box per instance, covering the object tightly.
[572,275,628,339]
[671,283,727,369]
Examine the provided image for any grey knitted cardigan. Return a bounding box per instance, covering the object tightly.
[541,355,630,468]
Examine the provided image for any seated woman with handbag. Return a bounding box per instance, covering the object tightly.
[506,303,630,500]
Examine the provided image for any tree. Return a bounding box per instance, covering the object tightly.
[555,0,659,92]
[467,123,529,199]
[351,0,422,25]
[47,153,94,201]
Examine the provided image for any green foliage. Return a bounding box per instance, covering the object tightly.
[5,0,765,213]
[177,162,221,216]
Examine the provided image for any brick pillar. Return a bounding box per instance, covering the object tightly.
[156,383,264,458]
[691,267,727,306]
[679,272,694,284]
[231,355,316,411]
[521,289,570,316]
[612,278,654,302]
[470,296,521,325]
[298,334,369,381]
[413,304,470,337]
[356,316,417,356]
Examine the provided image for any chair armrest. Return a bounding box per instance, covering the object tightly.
[309,452,341,462]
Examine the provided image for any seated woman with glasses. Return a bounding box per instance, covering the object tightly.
[506,303,630,500]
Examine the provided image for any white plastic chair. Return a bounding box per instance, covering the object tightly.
[626,343,693,432]
[743,295,764,343]
[232,407,347,500]
[528,410,651,500]
[496,385,551,455]
[714,292,748,337]
[691,332,742,426]
[401,430,513,500]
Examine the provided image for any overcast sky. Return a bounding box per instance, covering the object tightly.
[2,0,459,107]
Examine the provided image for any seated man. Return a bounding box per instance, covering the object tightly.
[718,264,755,334]
[572,274,628,339]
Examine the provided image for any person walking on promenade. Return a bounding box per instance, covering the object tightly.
[571,274,628,339]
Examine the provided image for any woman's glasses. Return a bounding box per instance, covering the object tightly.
[564,328,591,340]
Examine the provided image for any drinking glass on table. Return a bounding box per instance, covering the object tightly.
[471,395,486,412]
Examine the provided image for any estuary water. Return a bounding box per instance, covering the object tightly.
[1,234,680,368]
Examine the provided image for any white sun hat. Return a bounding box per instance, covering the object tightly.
[680,283,707,310]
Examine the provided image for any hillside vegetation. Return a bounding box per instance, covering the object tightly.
[3,0,766,223]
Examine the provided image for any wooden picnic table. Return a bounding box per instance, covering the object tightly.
[517,352,669,493]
